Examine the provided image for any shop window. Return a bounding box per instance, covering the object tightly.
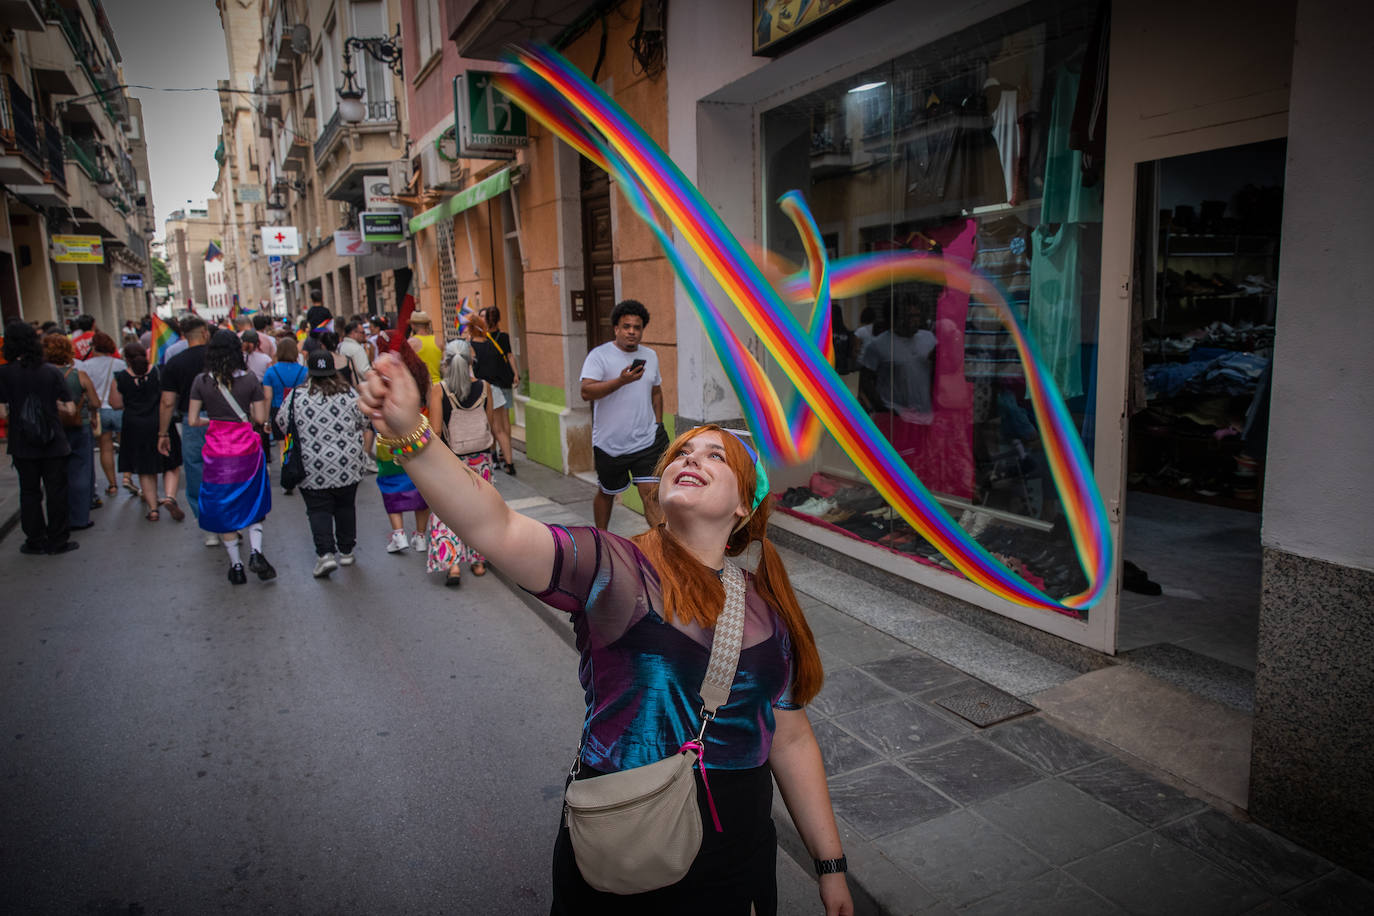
[761,0,1106,613]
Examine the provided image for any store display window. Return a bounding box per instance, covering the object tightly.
[761,0,1105,615]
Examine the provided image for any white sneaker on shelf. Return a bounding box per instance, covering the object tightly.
[313,554,338,578]
[410,531,428,553]
[337,551,355,566]
[204,533,220,547]
[386,530,409,553]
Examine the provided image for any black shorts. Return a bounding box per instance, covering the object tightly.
[593,424,669,495]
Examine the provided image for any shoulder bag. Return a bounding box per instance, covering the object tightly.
[279,390,306,490]
[562,562,747,895]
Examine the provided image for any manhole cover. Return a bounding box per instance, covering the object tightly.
[933,686,1034,727]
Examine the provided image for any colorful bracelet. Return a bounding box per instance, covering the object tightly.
[377,415,434,462]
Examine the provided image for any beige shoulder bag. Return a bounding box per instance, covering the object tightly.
[562,562,747,895]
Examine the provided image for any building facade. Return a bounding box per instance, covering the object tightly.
[0,0,154,329]
[163,201,220,315]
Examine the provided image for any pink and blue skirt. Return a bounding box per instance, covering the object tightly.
[198,419,271,534]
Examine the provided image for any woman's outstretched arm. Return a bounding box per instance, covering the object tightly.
[360,352,555,591]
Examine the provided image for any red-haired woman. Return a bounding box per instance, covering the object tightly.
[360,352,853,916]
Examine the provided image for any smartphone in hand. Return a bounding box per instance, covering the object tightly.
[629,358,646,371]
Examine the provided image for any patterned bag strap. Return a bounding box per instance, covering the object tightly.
[697,562,747,719]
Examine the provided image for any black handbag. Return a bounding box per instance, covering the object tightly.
[279,391,306,490]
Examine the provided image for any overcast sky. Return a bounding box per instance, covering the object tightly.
[104,0,229,240]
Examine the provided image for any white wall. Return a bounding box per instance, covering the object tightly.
[1262,0,1374,572]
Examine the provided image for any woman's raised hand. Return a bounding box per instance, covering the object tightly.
[359,352,421,439]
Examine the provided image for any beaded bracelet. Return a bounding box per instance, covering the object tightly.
[377,415,434,462]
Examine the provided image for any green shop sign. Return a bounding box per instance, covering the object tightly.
[455,71,528,159]
[360,211,405,243]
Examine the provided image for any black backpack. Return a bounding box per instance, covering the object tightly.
[17,393,57,448]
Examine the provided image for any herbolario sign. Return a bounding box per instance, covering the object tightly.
[454,71,528,159]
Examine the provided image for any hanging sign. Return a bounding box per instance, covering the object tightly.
[364,175,399,212]
[236,185,265,203]
[261,226,300,255]
[455,72,528,159]
[334,229,373,256]
[360,211,404,243]
[52,235,104,263]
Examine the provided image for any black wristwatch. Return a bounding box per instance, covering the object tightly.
[814,855,847,876]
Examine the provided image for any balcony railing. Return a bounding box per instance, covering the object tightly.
[64,134,105,182]
[3,74,42,165]
[313,99,397,162]
[43,119,66,192]
[314,108,342,161]
[44,0,121,126]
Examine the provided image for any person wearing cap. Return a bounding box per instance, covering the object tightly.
[186,329,276,585]
[241,329,271,381]
[406,310,443,384]
[358,354,852,913]
[277,350,369,578]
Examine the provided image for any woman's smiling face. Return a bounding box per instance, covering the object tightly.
[657,430,748,525]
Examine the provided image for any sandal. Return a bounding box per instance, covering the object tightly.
[105,485,118,495]
[444,568,463,588]
[470,561,487,576]
[145,508,160,522]
[160,497,185,522]
[122,478,139,496]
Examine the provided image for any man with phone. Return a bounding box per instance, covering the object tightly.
[580,299,667,530]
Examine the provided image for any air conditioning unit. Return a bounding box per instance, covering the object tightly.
[291,24,311,54]
[387,158,412,198]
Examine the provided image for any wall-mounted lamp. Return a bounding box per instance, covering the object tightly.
[337,26,403,124]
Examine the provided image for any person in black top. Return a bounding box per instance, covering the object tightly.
[157,316,213,540]
[470,307,518,474]
[0,320,78,554]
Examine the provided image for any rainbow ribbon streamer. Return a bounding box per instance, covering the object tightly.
[495,46,1112,614]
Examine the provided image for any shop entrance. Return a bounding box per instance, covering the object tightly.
[1121,138,1285,682]
[580,156,615,350]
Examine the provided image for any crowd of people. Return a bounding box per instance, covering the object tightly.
[0,295,520,583]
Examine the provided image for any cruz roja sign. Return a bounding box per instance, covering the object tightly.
[454,70,528,159]
[360,211,405,243]
[260,226,300,255]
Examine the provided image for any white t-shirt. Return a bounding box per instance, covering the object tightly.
[245,349,273,381]
[338,336,372,380]
[860,329,937,423]
[580,341,661,456]
[79,354,127,407]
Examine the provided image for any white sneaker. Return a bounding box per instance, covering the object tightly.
[386,530,409,553]
[410,531,428,553]
[204,533,220,547]
[313,554,338,578]
[337,551,355,566]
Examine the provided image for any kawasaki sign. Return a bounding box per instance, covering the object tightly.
[454,71,528,159]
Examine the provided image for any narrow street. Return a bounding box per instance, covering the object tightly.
[0,479,818,913]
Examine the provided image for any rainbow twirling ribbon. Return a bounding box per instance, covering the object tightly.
[495,46,1112,614]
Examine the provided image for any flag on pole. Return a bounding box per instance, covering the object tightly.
[150,314,179,366]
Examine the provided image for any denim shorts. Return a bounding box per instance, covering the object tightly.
[99,407,122,434]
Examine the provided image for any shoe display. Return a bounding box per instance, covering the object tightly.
[337,552,355,566]
[228,563,247,585]
[386,530,409,553]
[313,555,338,578]
[411,532,428,553]
[205,533,221,547]
[247,550,277,581]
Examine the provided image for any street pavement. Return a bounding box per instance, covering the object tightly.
[3,453,1373,914]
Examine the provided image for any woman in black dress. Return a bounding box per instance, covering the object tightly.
[109,342,184,521]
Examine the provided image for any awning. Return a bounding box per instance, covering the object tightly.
[408,167,511,234]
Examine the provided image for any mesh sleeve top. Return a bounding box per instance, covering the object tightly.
[531,524,801,773]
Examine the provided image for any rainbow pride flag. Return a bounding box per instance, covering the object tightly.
[149,314,179,366]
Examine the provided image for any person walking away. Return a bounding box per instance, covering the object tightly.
[186,329,276,584]
[80,332,126,498]
[70,314,95,360]
[241,329,272,380]
[251,313,277,359]
[374,343,431,554]
[427,340,496,586]
[110,342,183,521]
[360,355,854,914]
[580,300,667,530]
[406,310,443,384]
[262,336,308,477]
[338,318,372,384]
[0,319,78,554]
[470,307,518,474]
[45,334,100,530]
[160,316,189,364]
[277,350,368,578]
[158,316,213,542]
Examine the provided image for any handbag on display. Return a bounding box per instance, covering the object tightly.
[562,563,746,895]
[279,391,306,491]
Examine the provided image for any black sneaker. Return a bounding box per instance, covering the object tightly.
[45,541,79,555]
[19,541,47,555]
[228,563,248,585]
[247,550,277,581]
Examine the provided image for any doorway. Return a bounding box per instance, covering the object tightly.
[0,251,19,322]
[580,155,614,350]
[1122,138,1285,690]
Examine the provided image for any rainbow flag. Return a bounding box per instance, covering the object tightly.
[295,327,308,344]
[149,314,179,366]
[312,317,332,333]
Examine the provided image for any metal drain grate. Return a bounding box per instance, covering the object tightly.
[934,685,1034,727]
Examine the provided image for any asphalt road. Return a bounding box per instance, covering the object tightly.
[1,468,822,914]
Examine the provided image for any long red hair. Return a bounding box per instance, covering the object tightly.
[632,425,823,706]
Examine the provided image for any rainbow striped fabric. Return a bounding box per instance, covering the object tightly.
[149,314,179,366]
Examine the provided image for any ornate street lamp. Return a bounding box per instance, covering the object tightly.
[337,26,403,124]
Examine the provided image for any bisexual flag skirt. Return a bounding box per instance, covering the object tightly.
[199,419,271,534]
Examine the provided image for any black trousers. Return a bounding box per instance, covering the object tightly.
[299,483,358,556]
[551,763,777,915]
[12,455,70,550]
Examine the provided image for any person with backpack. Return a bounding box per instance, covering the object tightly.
[44,334,101,530]
[425,340,496,586]
[262,336,308,482]
[0,320,79,554]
